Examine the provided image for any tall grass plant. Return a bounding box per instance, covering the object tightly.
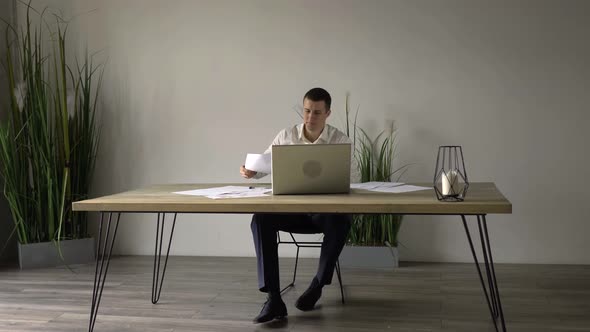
[0,1,101,249]
[343,93,409,247]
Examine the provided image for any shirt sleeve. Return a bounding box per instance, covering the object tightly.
[251,129,286,179]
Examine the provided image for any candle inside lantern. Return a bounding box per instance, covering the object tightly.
[442,169,460,196]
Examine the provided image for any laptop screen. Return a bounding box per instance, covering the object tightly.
[271,144,351,195]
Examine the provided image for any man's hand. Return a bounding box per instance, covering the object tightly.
[240,165,257,179]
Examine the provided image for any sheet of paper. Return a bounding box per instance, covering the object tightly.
[207,188,271,199]
[174,186,272,199]
[351,182,404,190]
[370,184,432,193]
[174,186,250,196]
[245,153,271,174]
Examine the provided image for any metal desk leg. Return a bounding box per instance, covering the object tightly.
[152,213,177,304]
[89,212,121,332]
[461,214,507,332]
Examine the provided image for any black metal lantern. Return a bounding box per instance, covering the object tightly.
[433,146,469,202]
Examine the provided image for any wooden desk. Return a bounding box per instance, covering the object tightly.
[74,182,512,332]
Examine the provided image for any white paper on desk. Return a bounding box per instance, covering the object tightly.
[175,186,272,199]
[245,153,271,174]
[174,186,252,196]
[351,182,404,190]
[208,188,271,199]
[370,184,431,193]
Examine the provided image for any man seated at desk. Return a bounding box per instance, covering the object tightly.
[240,87,352,323]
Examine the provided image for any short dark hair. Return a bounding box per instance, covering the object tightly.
[303,87,331,110]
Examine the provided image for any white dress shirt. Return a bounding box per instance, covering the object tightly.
[253,123,353,179]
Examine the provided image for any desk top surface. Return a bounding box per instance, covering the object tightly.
[72,182,511,215]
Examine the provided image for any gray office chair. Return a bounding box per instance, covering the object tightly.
[277,231,345,303]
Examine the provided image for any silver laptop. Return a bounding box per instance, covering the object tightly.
[271,143,351,195]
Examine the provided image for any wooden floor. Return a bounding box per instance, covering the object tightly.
[0,256,589,332]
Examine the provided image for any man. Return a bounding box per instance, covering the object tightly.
[240,87,352,323]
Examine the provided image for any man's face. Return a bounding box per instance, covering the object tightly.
[303,98,331,132]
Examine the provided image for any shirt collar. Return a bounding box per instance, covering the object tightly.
[297,123,330,144]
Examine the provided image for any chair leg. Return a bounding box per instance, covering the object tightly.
[335,259,345,304]
[280,246,300,294]
[292,246,300,285]
[278,232,346,304]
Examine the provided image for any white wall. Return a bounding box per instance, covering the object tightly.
[38,0,590,264]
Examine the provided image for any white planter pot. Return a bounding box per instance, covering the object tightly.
[339,245,399,270]
[17,237,95,269]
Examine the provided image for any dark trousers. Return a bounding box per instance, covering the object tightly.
[251,213,351,293]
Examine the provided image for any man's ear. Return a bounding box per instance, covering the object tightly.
[326,109,331,117]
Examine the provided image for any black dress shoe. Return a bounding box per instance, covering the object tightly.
[295,285,322,311]
[253,294,288,324]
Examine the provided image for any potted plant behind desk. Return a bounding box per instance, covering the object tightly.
[0,3,102,268]
[339,93,409,270]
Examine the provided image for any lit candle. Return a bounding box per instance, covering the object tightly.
[442,169,459,196]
